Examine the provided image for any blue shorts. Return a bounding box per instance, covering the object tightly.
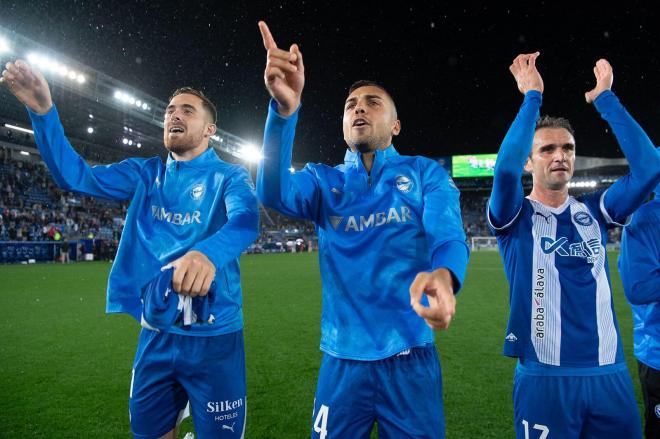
[513,364,641,439]
[312,344,444,439]
[129,328,246,439]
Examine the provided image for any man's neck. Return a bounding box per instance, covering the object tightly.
[529,185,569,208]
[171,144,208,161]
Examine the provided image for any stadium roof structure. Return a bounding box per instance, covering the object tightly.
[0,25,252,165]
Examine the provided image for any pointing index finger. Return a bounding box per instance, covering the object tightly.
[258,21,278,50]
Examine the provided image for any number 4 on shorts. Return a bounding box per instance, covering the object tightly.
[313,404,329,439]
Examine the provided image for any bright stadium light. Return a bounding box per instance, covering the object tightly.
[128,140,133,146]
[5,123,34,135]
[87,127,94,134]
[122,138,129,145]
[289,167,295,173]
[211,135,220,142]
[0,37,10,54]
[137,143,142,148]
[26,52,86,84]
[20,151,30,156]
[238,143,263,163]
[114,90,149,111]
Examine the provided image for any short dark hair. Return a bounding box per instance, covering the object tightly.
[169,87,217,124]
[535,115,574,137]
[347,80,398,116]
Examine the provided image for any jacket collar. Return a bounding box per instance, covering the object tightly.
[343,144,399,176]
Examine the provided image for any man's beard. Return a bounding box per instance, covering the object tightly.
[165,142,195,155]
[164,132,202,155]
[353,142,375,154]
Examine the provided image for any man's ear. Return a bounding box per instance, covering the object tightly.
[206,123,217,137]
[391,119,401,137]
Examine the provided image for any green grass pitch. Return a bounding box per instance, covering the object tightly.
[0,251,642,438]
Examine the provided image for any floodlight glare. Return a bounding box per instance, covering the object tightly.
[238,143,263,163]
[141,103,148,110]
[122,138,129,145]
[87,127,94,134]
[76,74,85,84]
[136,100,142,107]
[20,151,30,156]
[0,37,10,54]
[137,143,142,148]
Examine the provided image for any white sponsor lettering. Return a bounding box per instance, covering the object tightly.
[151,205,202,225]
[333,206,413,232]
[206,398,244,413]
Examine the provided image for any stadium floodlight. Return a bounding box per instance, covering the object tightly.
[20,151,30,156]
[89,114,94,119]
[122,138,129,145]
[113,90,149,111]
[289,167,295,173]
[211,135,220,142]
[25,52,86,84]
[238,143,263,163]
[4,123,34,135]
[128,140,133,146]
[0,37,10,54]
[137,143,142,148]
[87,127,94,134]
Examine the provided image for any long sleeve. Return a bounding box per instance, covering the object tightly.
[192,166,259,269]
[28,105,143,200]
[488,91,542,228]
[618,203,660,305]
[595,91,660,222]
[256,100,320,221]
[422,160,470,292]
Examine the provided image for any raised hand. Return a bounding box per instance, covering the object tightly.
[584,58,613,104]
[1,60,53,115]
[409,268,456,330]
[258,21,304,116]
[509,52,543,95]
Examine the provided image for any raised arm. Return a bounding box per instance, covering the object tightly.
[488,52,543,228]
[2,60,141,200]
[256,21,320,221]
[585,59,660,222]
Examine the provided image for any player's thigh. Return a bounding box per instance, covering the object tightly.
[376,346,444,439]
[178,330,247,439]
[512,372,582,439]
[129,329,188,439]
[312,354,374,439]
[581,369,642,439]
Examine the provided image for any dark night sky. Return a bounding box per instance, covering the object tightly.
[2,1,659,164]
